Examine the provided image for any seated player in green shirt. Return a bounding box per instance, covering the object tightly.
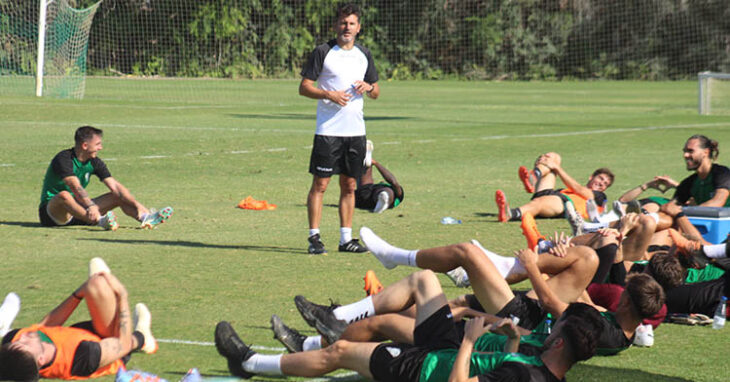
[39,126,172,231]
[214,269,600,381]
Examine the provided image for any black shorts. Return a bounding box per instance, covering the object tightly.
[495,291,546,331]
[665,273,729,316]
[369,305,459,382]
[355,183,392,210]
[38,204,89,227]
[531,189,569,204]
[309,135,366,178]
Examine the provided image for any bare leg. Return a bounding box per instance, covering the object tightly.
[338,175,357,229]
[416,244,516,314]
[533,162,556,191]
[308,176,331,230]
[621,214,657,261]
[84,274,121,338]
[94,191,148,221]
[526,246,599,304]
[371,270,449,326]
[47,191,93,223]
[280,340,379,378]
[518,195,566,218]
[340,313,415,344]
[359,166,374,185]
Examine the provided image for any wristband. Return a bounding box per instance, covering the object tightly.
[640,184,647,191]
[675,211,686,218]
[72,291,82,300]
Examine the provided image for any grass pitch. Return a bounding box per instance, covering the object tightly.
[1,79,729,381]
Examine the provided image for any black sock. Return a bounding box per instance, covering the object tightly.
[592,244,619,284]
[533,167,542,180]
[133,331,145,351]
[510,208,522,221]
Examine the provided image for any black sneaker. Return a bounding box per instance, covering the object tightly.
[338,238,368,253]
[308,234,327,255]
[270,314,306,353]
[214,321,255,379]
[294,295,339,328]
[293,295,347,344]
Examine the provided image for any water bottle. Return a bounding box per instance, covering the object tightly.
[440,217,462,224]
[544,319,552,334]
[712,296,727,330]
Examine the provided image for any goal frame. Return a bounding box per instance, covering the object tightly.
[698,71,730,115]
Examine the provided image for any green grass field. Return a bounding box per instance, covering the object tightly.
[1,79,729,381]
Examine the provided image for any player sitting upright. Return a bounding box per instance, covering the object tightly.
[39,126,173,231]
[496,152,614,222]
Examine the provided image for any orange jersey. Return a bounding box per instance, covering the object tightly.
[559,189,603,219]
[12,325,123,380]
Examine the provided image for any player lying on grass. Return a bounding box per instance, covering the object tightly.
[496,152,614,222]
[39,126,173,231]
[0,258,157,381]
[355,141,404,214]
[215,269,600,381]
[616,135,727,239]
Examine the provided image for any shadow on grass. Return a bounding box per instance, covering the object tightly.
[573,364,692,381]
[78,238,307,255]
[0,221,42,228]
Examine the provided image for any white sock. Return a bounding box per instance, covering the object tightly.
[597,210,620,224]
[361,227,417,269]
[582,221,609,233]
[138,212,149,223]
[333,296,376,323]
[647,212,660,225]
[309,228,320,237]
[703,244,727,259]
[340,227,352,244]
[242,354,283,375]
[0,293,21,337]
[471,240,523,279]
[303,335,322,351]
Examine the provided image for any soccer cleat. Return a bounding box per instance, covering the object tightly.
[360,227,398,269]
[140,207,173,229]
[99,211,118,231]
[0,292,21,337]
[495,190,511,222]
[625,200,642,215]
[564,202,584,236]
[133,303,158,354]
[270,314,305,353]
[307,233,327,255]
[518,166,536,193]
[293,295,346,344]
[373,191,389,213]
[339,238,368,253]
[520,213,544,251]
[364,140,374,167]
[363,270,384,296]
[633,324,654,347]
[668,229,709,269]
[88,257,111,277]
[585,199,600,222]
[612,200,626,218]
[446,267,470,288]
[214,321,255,379]
[294,295,340,328]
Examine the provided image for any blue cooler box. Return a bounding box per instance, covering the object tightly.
[683,206,730,244]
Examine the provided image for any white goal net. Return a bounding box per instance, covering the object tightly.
[699,72,730,115]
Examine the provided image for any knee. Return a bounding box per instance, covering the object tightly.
[85,274,112,299]
[411,270,439,288]
[638,214,657,232]
[56,191,74,202]
[453,243,475,261]
[575,246,600,271]
[324,340,352,363]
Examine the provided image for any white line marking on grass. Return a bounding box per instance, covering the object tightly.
[230,150,252,154]
[140,155,170,159]
[477,123,730,141]
[266,148,287,152]
[157,338,285,352]
[1,163,16,167]
[381,141,401,145]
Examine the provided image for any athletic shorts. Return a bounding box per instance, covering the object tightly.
[309,135,366,178]
[531,189,569,205]
[355,183,392,210]
[665,273,730,316]
[463,292,545,331]
[369,305,459,382]
[38,204,89,227]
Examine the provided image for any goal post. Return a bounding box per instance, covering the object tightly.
[699,72,730,116]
